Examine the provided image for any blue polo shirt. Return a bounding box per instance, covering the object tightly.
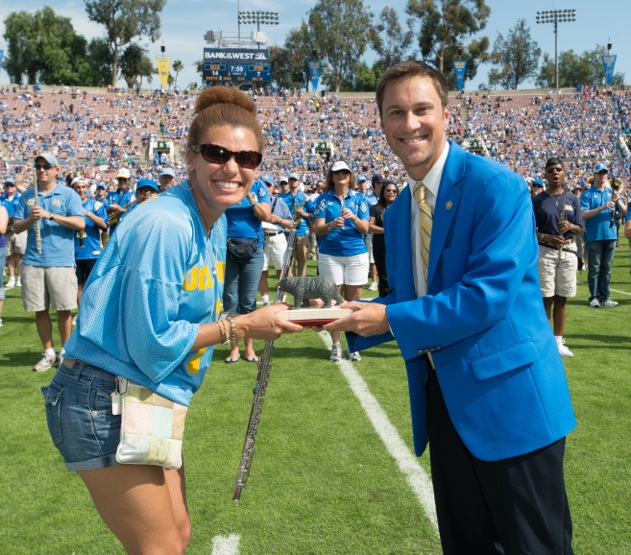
[225,180,271,248]
[15,184,84,267]
[75,198,108,260]
[580,186,617,242]
[1,192,20,218]
[313,189,370,256]
[279,191,309,236]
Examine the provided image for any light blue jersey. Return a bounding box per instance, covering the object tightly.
[64,182,227,406]
[75,198,108,260]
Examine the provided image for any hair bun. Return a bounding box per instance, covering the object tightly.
[194,87,256,116]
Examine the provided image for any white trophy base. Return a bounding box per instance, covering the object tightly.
[278,307,352,326]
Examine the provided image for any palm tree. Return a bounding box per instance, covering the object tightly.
[172,59,183,89]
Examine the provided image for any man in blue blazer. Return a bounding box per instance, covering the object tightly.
[326,61,576,553]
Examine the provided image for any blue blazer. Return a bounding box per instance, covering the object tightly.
[349,141,576,462]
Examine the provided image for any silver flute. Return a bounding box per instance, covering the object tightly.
[232,227,297,501]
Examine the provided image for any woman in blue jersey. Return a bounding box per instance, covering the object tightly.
[41,87,301,553]
[313,160,370,362]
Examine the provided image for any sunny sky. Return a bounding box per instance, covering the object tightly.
[0,0,628,91]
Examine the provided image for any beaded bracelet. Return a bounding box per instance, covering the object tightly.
[227,315,238,345]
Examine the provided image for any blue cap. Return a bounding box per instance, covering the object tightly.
[136,179,159,193]
[371,173,387,184]
[160,167,176,178]
[357,175,368,183]
[532,179,544,188]
[35,153,58,166]
[260,174,274,185]
[594,162,608,173]
[4,177,15,185]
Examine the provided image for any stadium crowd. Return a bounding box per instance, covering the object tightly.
[1,83,630,363]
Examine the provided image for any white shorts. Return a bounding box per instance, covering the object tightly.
[318,252,369,286]
[365,233,375,264]
[538,244,577,298]
[262,232,288,272]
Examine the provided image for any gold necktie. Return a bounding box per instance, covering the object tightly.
[413,182,432,283]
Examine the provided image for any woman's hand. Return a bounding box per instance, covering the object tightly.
[238,303,303,340]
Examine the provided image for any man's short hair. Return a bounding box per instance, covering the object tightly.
[376,60,449,119]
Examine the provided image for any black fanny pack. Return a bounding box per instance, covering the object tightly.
[227,236,258,262]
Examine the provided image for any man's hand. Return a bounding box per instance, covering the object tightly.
[324,301,389,337]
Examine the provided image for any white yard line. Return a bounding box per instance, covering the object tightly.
[610,287,631,297]
[211,534,240,555]
[320,332,439,532]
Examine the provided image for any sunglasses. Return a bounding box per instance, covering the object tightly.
[34,163,53,170]
[4,183,15,187]
[332,170,351,176]
[190,143,262,170]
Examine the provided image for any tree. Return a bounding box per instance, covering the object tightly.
[536,45,625,88]
[84,0,167,86]
[3,7,100,86]
[307,0,374,92]
[171,59,183,88]
[487,19,540,90]
[119,43,154,89]
[270,23,316,91]
[405,0,491,87]
[371,7,413,72]
[87,38,115,87]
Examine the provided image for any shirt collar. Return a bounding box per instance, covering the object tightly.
[406,142,450,198]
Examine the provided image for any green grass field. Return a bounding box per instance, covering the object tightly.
[1,248,630,554]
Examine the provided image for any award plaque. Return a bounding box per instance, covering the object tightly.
[278,307,352,326]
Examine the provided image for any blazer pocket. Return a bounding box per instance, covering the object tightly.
[470,340,539,381]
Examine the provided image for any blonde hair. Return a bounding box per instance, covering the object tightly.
[186,87,264,152]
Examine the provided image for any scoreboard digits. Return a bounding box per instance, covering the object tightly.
[204,62,271,83]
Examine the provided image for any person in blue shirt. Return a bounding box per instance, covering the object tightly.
[107,167,135,232]
[13,153,85,372]
[70,176,108,312]
[279,172,310,276]
[223,176,271,363]
[2,177,27,288]
[40,87,301,554]
[127,179,159,212]
[313,160,369,362]
[0,203,7,326]
[580,162,627,307]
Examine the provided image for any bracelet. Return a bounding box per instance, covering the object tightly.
[227,316,238,345]
[217,320,229,345]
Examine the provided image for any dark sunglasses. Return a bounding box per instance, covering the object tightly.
[34,163,53,170]
[4,183,15,187]
[332,169,351,176]
[190,143,262,170]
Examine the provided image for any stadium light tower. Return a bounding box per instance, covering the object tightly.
[238,10,279,33]
[536,9,576,89]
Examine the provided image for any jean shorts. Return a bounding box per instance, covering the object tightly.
[41,361,121,471]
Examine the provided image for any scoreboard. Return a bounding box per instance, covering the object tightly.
[204,63,272,83]
[203,48,272,84]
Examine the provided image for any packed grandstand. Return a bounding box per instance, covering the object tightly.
[1,84,630,188]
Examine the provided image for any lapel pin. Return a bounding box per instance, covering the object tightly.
[445,201,453,210]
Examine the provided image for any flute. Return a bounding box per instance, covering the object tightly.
[232,228,297,501]
[32,166,43,254]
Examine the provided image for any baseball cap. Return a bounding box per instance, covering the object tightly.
[116,168,131,179]
[371,173,387,185]
[136,179,159,193]
[594,162,608,173]
[4,177,15,185]
[288,172,300,181]
[96,182,106,190]
[357,175,368,183]
[260,173,274,186]
[531,179,545,188]
[35,153,58,166]
[160,167,176,178]
[279,175,288,183]
[330,161,351,173]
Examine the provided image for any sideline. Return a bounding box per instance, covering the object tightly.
[319,332,439,532]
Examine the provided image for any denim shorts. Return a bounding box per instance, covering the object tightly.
[41,361,121,471]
